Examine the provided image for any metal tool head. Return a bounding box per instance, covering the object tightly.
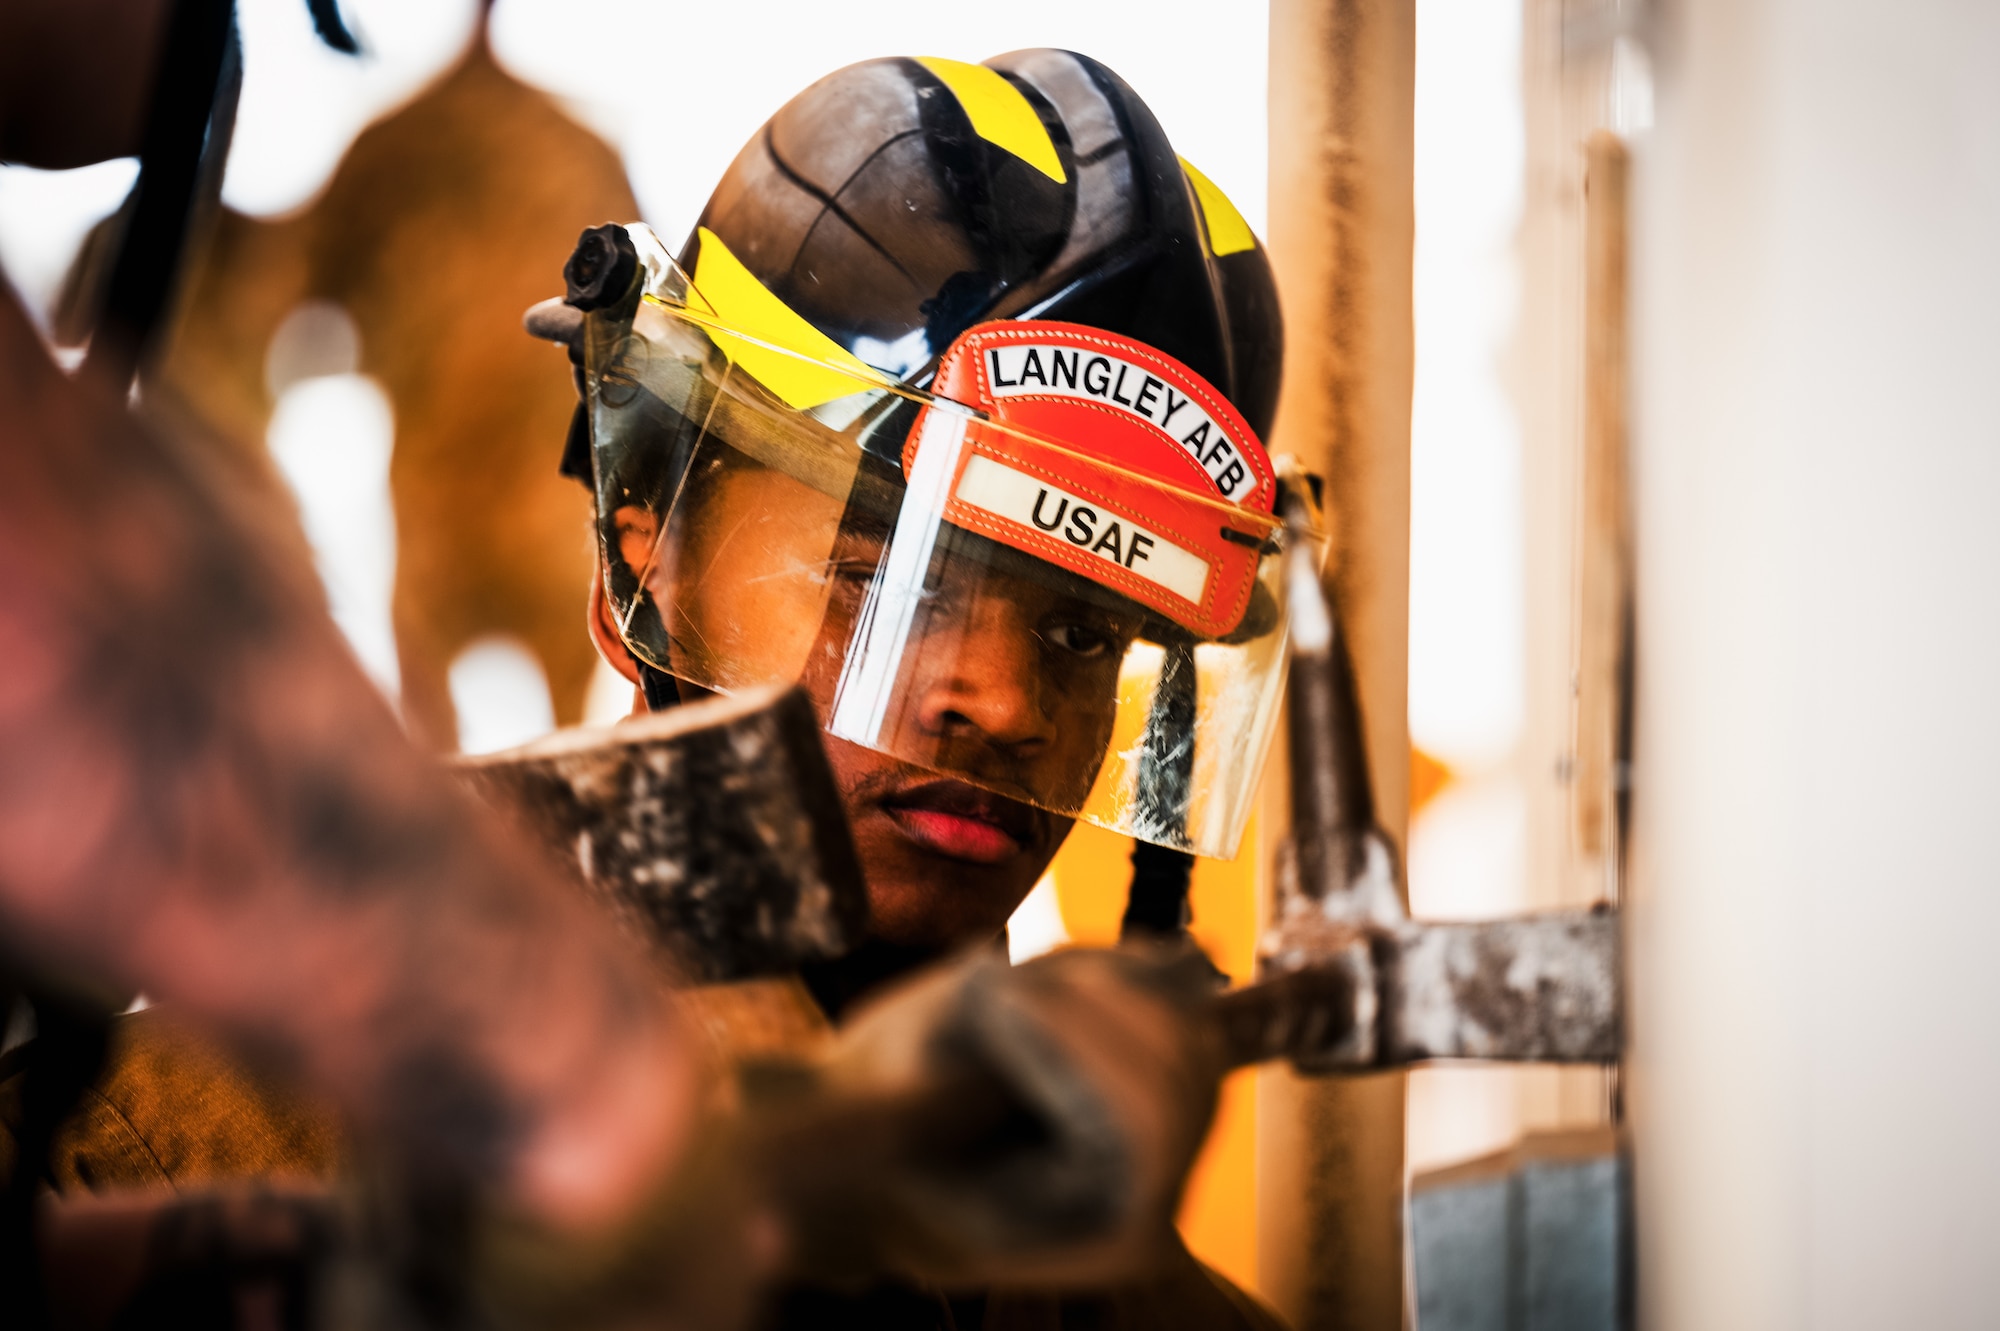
[1382,909,1622,1064]
[457,685,870,985]
[1261,492,1620,1072]
[1246,908,1623,1074]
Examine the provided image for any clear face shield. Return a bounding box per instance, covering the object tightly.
[585,226,1311,858]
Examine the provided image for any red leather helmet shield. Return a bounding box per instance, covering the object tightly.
[915,321,1276,640]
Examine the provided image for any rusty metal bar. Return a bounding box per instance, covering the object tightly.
[1249,910,1622,1073]
[1384,911,1620,1064]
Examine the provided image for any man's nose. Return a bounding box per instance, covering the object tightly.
[911,596,1056,751]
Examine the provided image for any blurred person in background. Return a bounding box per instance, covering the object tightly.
[555,50,1293,1329]
[0,2,1243,1326]
[46,0,637,751]
[145,3,634,751]
[0,0,735,1321]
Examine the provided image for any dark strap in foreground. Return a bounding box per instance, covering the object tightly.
[82,0,240,391]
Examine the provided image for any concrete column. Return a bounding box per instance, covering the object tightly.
[1261,2,1414,1327]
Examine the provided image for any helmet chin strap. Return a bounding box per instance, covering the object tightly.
[1123,638,1198,943]
[637,661,681,711]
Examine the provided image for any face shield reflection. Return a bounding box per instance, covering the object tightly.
[585,245,1296,857]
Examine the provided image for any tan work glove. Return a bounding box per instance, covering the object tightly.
[451,1115,770,1331]
[349,947,1223,1325]
[752,944,1227,1292]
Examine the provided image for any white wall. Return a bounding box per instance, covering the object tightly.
[1630,2,2000,1326]
[1403,0,1538,1179]
[213,0,1268,240]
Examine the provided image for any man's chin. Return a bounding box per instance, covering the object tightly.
[819,736,1073,950]
[849,819,1046,949]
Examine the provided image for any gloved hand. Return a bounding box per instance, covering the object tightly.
[454,1112,772,1331]
[754,944,1228,1291]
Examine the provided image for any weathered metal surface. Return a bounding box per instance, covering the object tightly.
[1282,488,1398,916]
[457,684,869,985]
[1272,488,1408,929]
[1251,908,1621,1070]
[1384,909,1621,1063]
[1410,1128,1629,1331]
[1130,900,1622,1076]
[1264,490,1620,1069]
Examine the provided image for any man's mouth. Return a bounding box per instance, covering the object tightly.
[878,779,1039,865]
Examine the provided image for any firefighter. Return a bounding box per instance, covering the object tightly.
[561,51,1295,1327]
[0,10,1257,1327]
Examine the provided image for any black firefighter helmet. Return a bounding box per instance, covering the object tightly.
[689,50,1282,437]
[561,51,1300,862]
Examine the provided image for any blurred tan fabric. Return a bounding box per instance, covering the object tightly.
[0,1009,340,1194]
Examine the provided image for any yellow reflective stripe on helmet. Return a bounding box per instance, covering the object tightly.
[1179,157,1256,257]
[687,226,879,411]
[915,57,1067,184]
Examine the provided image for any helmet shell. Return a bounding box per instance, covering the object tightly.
[688,50,1283,440]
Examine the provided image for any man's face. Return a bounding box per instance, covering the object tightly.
[642,453,1140,949]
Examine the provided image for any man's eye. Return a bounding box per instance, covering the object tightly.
[1045,622,1119,658]
[826,560,878,588]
